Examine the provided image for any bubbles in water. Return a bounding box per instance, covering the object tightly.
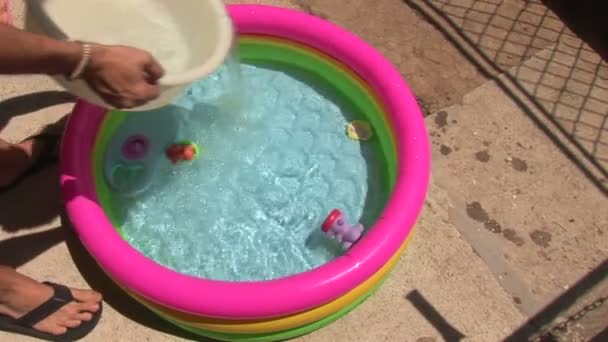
[115,63,387,281]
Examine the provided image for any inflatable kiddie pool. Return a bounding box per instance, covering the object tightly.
[61,5,430,342]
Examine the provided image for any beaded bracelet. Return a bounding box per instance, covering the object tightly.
[69,42,93,80]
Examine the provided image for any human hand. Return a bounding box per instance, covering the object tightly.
[83,44,165,109]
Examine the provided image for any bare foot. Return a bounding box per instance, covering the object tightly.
[0,266,102,336]
[0,118,65,187]
[0,138,36,187]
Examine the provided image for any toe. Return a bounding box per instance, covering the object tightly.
[75,311,93,321]
[37,323,68,336]
[62,319,82,329]
[62,302,82,316]
[52,326,68,335]
[70,288,102,304]
[75,301,100,313]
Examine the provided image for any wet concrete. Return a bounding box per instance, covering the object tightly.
[465,202,485,221]
[439,144,453,156]
[530,230,552,248]
[502,229,525,247]
[434,111,448,129]
[430,52,607,340]
[511,157,529,173]
[475,150,490,163]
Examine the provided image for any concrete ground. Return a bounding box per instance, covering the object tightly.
[1,0,606,341]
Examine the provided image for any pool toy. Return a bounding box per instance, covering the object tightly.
[321,209,364,249]
[122,135,150,161]
[24,0,234,111]
[102,107,182,196]
[60,5,431,342]
[165,141,200,164]
[346,120,374,141]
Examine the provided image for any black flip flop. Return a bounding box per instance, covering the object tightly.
[0,133,61,193]
[0,282,103,342]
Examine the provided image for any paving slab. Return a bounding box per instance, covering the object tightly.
[428,73,608,339]
[293,0,486,114]
[407,0,608,190]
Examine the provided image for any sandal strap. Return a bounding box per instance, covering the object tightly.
[16,282,74,327]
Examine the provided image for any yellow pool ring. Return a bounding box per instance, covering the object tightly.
[125,235,411,334]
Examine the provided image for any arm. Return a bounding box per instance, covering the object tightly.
[0,24,80,75]
[0,25,165,108]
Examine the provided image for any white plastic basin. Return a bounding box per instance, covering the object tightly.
[25,0,234,111]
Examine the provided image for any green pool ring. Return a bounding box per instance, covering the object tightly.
[152,270,391,342]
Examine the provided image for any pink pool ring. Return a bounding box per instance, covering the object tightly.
[60,5,430,341]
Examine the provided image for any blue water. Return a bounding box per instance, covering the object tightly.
[111,63,388,281]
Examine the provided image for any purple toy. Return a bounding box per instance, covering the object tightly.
[121,134,150,161]
[321,209,364,249]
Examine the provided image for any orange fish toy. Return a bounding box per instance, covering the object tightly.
[165,141,200,165]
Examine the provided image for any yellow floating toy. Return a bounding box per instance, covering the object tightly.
[346,120,374,141]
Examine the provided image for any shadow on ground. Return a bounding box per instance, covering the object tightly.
[61,213,212,341]
[402,1,608,339]
[404,0,608,195]
[591,327,608,342]
[0,226,65,268]
[504,259,608,342]
[404,262,607,341]
[405,290,466,341]
[0,111,72,232]
[543,0,608,60]
[0,165,63,232]
[0,91,74,130]
[0,155,208,340]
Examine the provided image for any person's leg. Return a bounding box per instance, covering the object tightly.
[0,266,102,336]
[0,116,67,188]
[0,138,35,187]
[1,120,102,336]
[0,136,62,188]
